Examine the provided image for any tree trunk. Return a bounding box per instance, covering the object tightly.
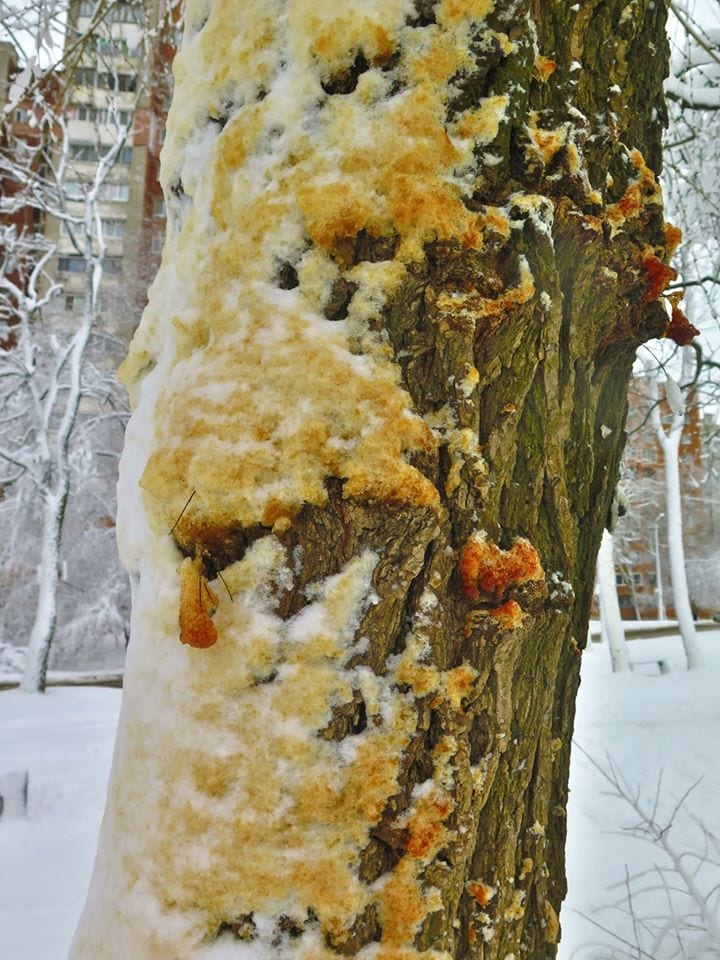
[645,348,703,669]
[596,531,628,673]
[662,426,702,668]
[19,488,64,693]
[72,2,675,957]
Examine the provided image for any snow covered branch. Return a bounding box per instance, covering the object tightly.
[1,56,138,690]
[575,747,720,959]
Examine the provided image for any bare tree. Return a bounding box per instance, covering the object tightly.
[0,12,146,689]
[635,349,703,668]
[573,749,720,960]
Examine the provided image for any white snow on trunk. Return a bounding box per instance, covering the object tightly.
[596,530,629,673]
[662,425,703,669]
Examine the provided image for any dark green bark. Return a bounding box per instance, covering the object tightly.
[291,3,669,957]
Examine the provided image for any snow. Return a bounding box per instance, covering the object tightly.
[560,628,720,958]
[2,629,718,958]
[0,688,121,960]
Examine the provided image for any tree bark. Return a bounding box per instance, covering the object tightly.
[72,2,676,957]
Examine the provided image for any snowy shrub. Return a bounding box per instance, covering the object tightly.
[0,641,25,677]
[574,751,720,960]
[0,411,129,672]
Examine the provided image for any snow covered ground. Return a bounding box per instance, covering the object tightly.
[0,629,718,959]
[561,628,720,959]
[0,688,121,960]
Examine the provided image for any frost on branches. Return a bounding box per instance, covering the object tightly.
[0,105,133,690]
[71,1,678,957]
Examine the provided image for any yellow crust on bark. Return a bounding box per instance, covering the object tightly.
[120,0,512,538]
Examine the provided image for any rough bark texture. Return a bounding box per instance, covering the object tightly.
[72,2,676,958]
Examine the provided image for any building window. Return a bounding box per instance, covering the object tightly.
[153,198,165,218]
[76,70,138,93]
[64,181,84,199]
[65,295,87,312]
[62,218,125,239]
[615,572,642,587]
[102,218,126,238]
[69,142,95,162]
[65,181,129,202]
[94,38,128,56]
[78,1,96,16]
[74,67,96,86]
[107,3,142,23]
[76,106,131,126]
[151,233,164,254]
[98,182,130,202]
[58,256,121,275]
[14,108,30,124]
[103,257,123,275]
[69,142,132,165]
[97,72,137,92]
[58,256,86,274]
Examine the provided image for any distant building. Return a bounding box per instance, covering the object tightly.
[44,0,177,335]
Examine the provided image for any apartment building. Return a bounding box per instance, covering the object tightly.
[45,0,175,335]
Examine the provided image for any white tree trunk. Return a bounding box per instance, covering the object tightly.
[2,94,136,692]
[19,490,64,693]
[642,349,703,670]
[596,530,629,672]
[18,297,93,693]
[653,514,667,620]
[663,427,703,669]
